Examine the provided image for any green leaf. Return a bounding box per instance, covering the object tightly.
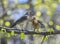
[42,36,48,41]
[1,28,6,33]
[6,33,10,38]
[20,32,25,39]
[11,30,15,36]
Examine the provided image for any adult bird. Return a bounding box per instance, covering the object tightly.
[9,8,28,28]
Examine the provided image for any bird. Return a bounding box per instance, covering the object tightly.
[31,16,45,32]
[9,8,28,28]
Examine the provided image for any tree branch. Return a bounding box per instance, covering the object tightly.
[0,26,60,35]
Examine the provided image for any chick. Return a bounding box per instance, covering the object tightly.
[32,16,45,32]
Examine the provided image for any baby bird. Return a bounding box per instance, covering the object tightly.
[32,16,45,32]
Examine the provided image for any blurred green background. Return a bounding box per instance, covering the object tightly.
[0,0,60,44]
